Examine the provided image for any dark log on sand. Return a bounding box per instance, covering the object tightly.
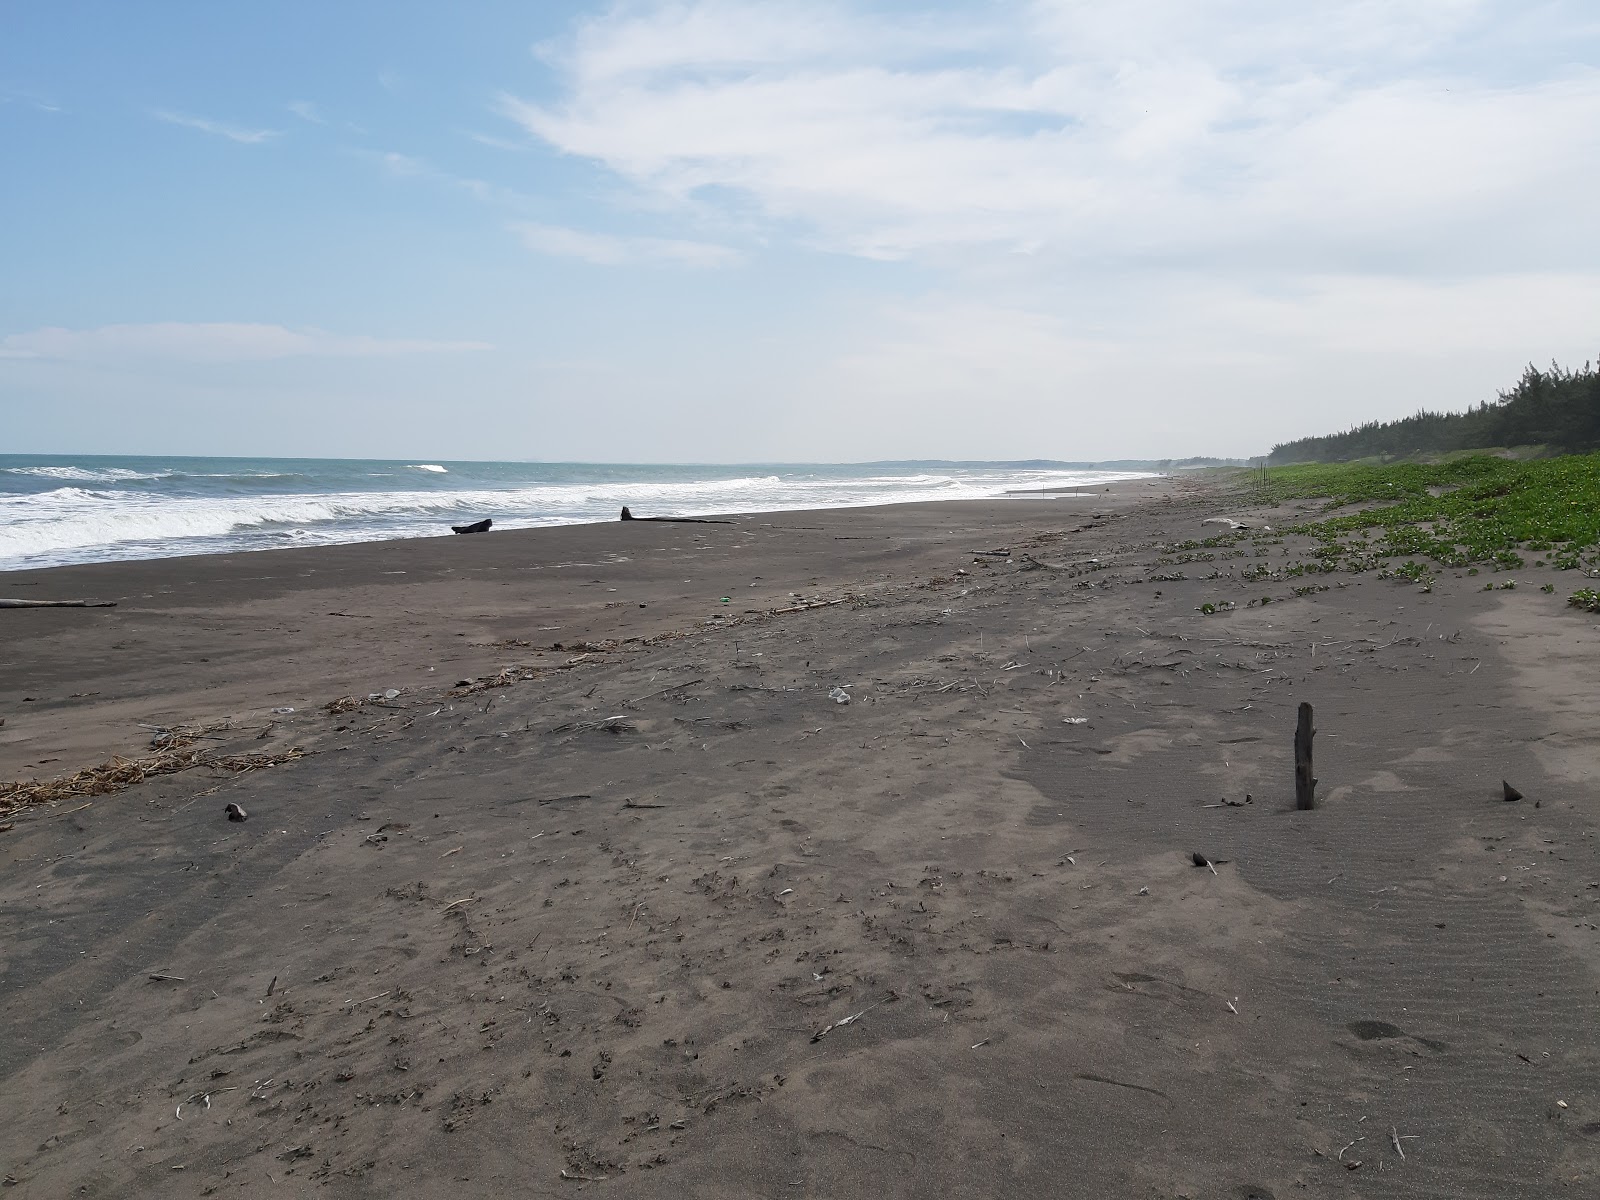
[619,506,732,524]
[0,598,117,609]
[1295,702,1316,811]
[451,518,493,535]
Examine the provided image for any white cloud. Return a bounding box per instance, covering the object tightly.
[152,109,281,144]
[501,1,1600,270]
[287,100,326,125]
[0,323,491,363]
[510,221,739,267]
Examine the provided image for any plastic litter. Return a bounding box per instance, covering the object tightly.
[1063,717,1088,725]
[271,707,295,715]
[828,687,851,704]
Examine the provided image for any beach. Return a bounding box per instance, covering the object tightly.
[3,475,1598,1198]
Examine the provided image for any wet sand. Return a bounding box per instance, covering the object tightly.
[3,476,1598,1198]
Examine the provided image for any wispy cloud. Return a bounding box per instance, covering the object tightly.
[0,323,491,363]
[500,1,1600,272]
[1,85,63,114]
[510,221,739,267]
[368,149,532,208]
[287,100,326,125]
[464,130,526,152]
[152,109,282,144]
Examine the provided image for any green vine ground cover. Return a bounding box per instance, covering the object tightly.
[1169,454,1600,603]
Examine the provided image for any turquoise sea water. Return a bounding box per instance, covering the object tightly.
[0,455,1152,570]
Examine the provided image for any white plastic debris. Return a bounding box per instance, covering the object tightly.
[828,687,851,704]
[271,707,295,715]
[383,689,400,699]
[1063,717,1089,725]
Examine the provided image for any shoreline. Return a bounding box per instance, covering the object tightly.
[1,479,1179,783]
[0,457,1163,575]
[4,471,1598,1196]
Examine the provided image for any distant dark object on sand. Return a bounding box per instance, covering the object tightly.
[451,518,492,535]
[619,506,732,524]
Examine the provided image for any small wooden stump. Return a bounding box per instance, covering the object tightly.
[1295,702,1316,810]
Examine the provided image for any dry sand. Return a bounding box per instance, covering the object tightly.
[2,477,1598,1198]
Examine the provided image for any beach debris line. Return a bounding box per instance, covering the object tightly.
[1,744,306,819]
[0,597,117,608]
[1503,780,1524,802]
[451,518,492,534]
[1295,701,1317,810]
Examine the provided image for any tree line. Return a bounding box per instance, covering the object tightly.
[1269,360,1600,464]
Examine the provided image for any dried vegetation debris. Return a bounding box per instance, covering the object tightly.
[1,741,305,818]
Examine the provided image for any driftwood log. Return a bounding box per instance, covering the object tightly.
[619,506,732,524]
[0,598,117,609]
[1295,702,1316,810]
[451,518,492,535]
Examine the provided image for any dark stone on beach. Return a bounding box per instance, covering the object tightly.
[1503,780,1523,802]
[451,518,492,535]
[225,803,248,822]
[620,506,634,520]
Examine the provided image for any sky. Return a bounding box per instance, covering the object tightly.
[3,0,1598,463]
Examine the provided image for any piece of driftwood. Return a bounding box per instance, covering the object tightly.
[0,598,116,608]
[451,518,492,534]
[1295,702,1316,810]
[619,506,731,524]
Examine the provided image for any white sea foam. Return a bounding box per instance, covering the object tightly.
[410,464,448,473]
[0,464,1154,570]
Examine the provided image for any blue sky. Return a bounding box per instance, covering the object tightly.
[4,1,1598,461]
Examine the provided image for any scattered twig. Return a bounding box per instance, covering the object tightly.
[629,677,705,705]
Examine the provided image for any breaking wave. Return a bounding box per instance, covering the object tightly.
[0,456,1152,570]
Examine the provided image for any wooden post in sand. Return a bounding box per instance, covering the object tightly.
[1295,702,1316,810]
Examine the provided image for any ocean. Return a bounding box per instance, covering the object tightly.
[0,455,1154,571]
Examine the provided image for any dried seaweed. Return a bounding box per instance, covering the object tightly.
[1,745,306,819]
